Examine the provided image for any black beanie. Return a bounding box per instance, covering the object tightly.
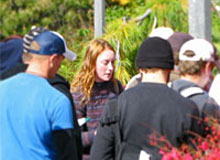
[136,37,174,69]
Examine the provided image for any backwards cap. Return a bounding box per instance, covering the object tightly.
[23,26,77,61]
[179,39,215,62]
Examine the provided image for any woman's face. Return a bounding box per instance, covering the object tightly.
[95,49,115,82]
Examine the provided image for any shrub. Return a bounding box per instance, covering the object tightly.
[157,117,220,160]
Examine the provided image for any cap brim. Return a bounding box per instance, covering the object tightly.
[63,49,77,61]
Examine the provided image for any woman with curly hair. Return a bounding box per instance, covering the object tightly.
[71,39,123,160]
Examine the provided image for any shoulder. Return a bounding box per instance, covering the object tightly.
[158,85,198,112]
[0,73,27,88]
[28,76,71,105]
[203,95,220,109]
[48,74,73,100]
[46,87,72,116]
[46,83,71,105]
[48,74,70,89]
[168,86,194,104]
[71,89,84,99]
[125,73,141,90]
[100,96,119,125]
[180,87,204,98]
[114,79,124,93]
[189,89,217,107]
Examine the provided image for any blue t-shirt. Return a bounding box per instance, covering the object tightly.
[0,73,73,160]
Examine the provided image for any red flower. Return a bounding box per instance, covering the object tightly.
[150,117,220,160]
[199,141,209,151]
[183,153,193,160]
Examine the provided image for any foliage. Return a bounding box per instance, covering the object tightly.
[145,0,188,31]
[110,0,130,5]
[102,0,190,84]
[0,0,94,82]
[1,0,220,83]
[157,117,220,160]
[0,0,93,37]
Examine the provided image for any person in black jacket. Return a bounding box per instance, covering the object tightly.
[48,74,83,160]
[0,27,82,160]
[91,37,202,160]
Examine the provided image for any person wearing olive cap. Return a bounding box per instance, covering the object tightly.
[91,37,201,160]
[0,27,78,160]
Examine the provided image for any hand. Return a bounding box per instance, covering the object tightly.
[94,130,97,136]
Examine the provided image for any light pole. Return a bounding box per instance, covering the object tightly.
[94,0,105,38]
[189,0,212,41]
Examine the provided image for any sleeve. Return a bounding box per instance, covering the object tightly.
[52,129,79,160]
[81,130,96,147]
[90,123,115,160]
[72,92,86,119]
[72,92,94,147]
[202,97,220,119]
[90,105,116,160]
[50,96,74,130]
[49,95,77,160]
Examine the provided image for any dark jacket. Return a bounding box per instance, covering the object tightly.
[171,79,220,136]
[48,74,82,160]
[91,82,202,160]
[172,79,220,117]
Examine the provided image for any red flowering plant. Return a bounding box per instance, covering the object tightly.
[149,116,220,160]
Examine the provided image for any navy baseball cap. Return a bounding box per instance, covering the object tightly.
[24,30,77,61]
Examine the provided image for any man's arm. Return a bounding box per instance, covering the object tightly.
[50,94,78,160]
[52,129,78,160]
[90,97,119,160]
[90,121,116,160]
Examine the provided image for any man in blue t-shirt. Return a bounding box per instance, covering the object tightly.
[0,27,78,160]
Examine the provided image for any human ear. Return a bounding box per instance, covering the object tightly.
[205,62,214,73]
[49,54,58,68]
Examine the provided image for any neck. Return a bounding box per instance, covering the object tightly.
[26,70,47,78]
[25,63,49,78]
[180,74,203,88]
[141,72,168,84]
